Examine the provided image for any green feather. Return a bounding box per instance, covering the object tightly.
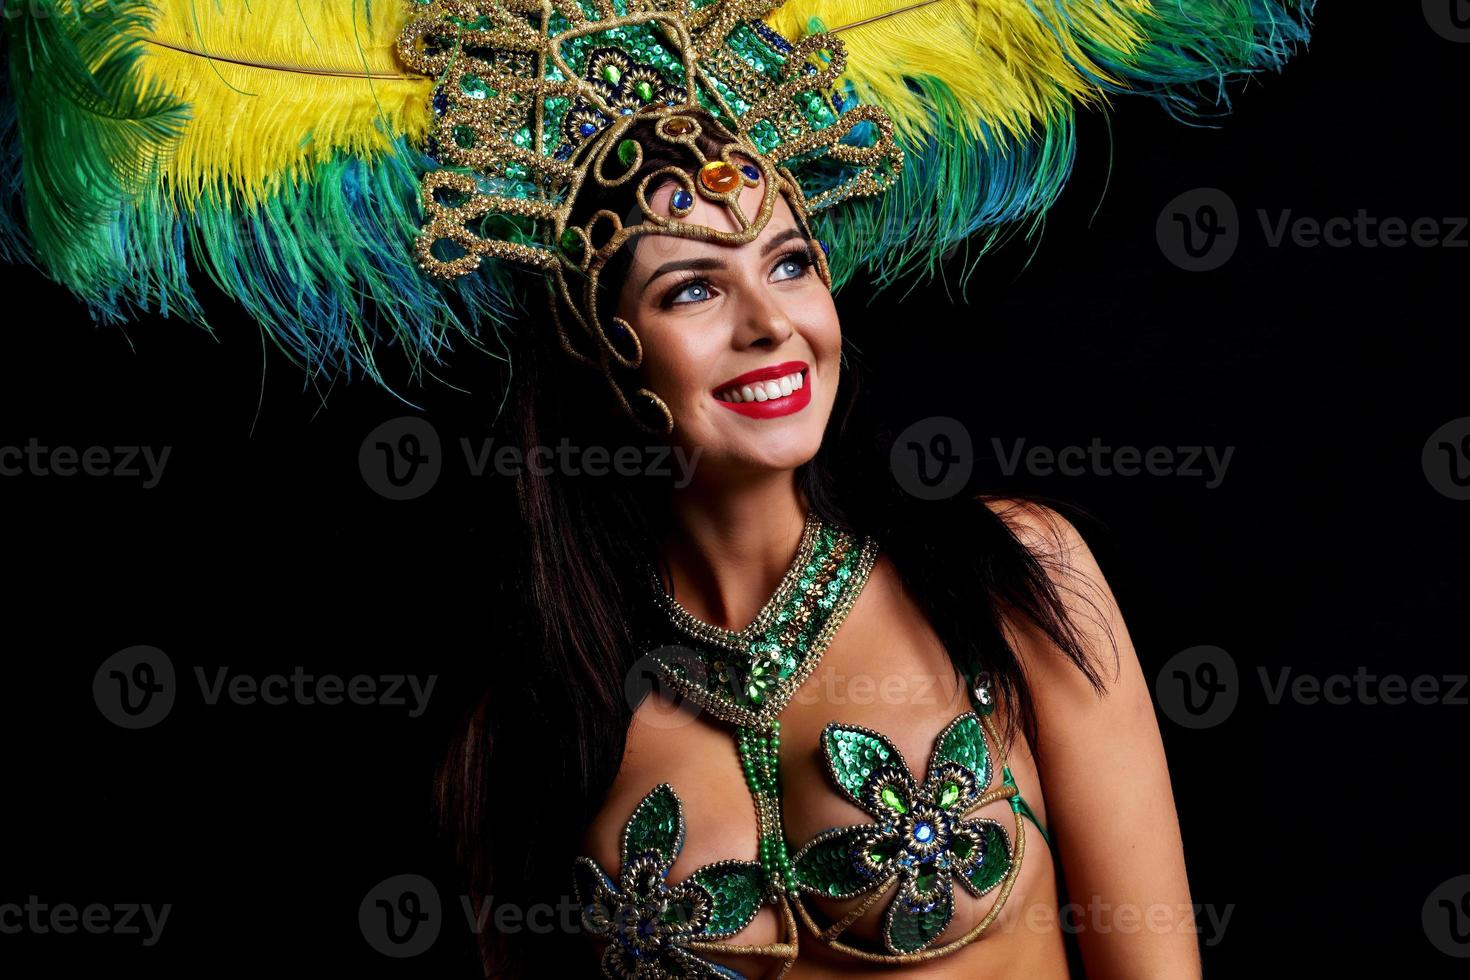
[2,0,187,296]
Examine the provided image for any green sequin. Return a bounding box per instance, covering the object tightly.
[459,74,490,99]
[573,785,765,978]
[646,514,879,727]
[791,828,871,898]
[932,713,991,787]
[793,712,1018,955]
[824,726,893,800]
[622,783,681,865]
[887,891,954,954]
[964,821,1013,894]
[691,863,763,935]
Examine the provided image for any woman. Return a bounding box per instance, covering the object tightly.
[1,1,1313,976]
[436,104,1194,978]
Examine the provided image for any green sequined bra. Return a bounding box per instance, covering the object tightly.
[571,511,1053,976]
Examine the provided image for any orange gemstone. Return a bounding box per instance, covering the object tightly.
[699,160,741,194]
[664,117,694,135]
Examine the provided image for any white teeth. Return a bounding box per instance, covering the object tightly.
[716,370,806,403]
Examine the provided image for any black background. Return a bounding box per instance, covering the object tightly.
[2,3,1466,975]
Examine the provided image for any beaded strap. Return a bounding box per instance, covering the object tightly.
[645,512,880,727]
[736,720,793,899]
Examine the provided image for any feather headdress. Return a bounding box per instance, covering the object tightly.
[0,0,1315,400]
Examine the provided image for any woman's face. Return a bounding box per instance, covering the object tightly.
[613,166,840,477]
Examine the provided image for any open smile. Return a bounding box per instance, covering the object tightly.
[711,360,811,419]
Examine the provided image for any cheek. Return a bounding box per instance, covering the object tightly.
[635,322,720,401]
[802,290,842,361]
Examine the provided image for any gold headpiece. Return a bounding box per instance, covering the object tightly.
[396,0,903,432]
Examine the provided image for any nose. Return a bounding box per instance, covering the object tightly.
[732,281,795,350]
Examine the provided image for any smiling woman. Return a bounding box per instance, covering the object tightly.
[482,97,1177,979]
[394,0,1315,973]
[0,0,1315,976]
[562,109,846,474]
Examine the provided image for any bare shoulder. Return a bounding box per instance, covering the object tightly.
[979,504,1199,976]
[978,495,1089,569]
[976,495,1126,693]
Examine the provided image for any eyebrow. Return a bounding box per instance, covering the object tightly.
[638,226,807,294]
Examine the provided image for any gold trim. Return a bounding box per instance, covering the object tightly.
[683,892,801,978]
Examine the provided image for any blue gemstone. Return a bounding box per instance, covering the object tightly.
[579,121,597,136]
[621,107,633,114]
[432,91,448,116]
[740,164,759,180]
[672,189,693,210]
[913,821,934,843]
[554,145,572,161]
[818,239,829,256]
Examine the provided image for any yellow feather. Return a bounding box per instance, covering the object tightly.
[135,0,433,205]
[763,0,1155,146]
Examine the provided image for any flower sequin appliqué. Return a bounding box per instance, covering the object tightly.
[790,712,1014,954]
[573,784,767,978]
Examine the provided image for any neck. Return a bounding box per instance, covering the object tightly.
[660,467,809,631]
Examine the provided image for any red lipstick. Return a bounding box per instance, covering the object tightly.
[712,360,811,419]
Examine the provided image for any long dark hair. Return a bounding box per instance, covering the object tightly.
[435,108,1112,977]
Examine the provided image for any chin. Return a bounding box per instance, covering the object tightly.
[696,413,829,474]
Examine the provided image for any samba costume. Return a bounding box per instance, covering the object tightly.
[1,0,1315,973]
[618,509,1057,970]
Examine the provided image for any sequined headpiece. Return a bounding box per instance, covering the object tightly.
[396,0,902,432]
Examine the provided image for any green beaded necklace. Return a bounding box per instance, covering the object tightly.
[644,510,880,899]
